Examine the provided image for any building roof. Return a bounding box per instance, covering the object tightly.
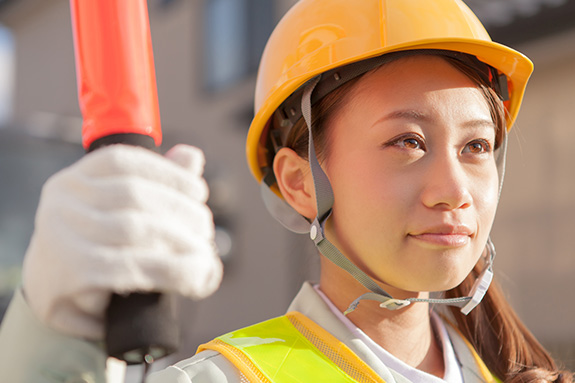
[0,0,574,46]
[465,0,575,46]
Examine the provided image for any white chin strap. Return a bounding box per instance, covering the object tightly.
[262,74,507,316]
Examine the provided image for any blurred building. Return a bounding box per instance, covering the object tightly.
[0,0,573,374]
[466,0,575,370]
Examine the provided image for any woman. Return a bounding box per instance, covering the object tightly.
[149,1,570,381]
[0,0,571,382]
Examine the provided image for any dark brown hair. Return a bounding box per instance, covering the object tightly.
[276,54,573,383]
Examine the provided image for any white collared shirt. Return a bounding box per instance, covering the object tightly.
[313,285,464,383]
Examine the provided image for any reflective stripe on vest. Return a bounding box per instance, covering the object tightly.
[197,311,387,383]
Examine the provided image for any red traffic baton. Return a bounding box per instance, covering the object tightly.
[70,0,179,364]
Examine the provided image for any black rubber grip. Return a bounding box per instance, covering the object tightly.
[105,292,179,364]
[87,133,180,364]
[87,133,156,153]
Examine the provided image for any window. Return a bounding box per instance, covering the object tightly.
[203,0,274,91]
[0,24,13,126]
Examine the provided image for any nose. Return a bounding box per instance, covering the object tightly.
[420,154,472,210]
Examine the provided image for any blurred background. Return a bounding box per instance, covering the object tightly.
[0,0,573,378]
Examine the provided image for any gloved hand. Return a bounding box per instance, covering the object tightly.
[22,144,223,340]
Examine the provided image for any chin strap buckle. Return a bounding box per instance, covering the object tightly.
[379,299,411,310]
[344,293,412,315]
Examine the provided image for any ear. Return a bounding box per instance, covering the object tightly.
[273,147,317,220]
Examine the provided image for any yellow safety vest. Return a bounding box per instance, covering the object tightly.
[198,311,498,383]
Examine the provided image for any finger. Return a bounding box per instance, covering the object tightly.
[74,145,208,199]
[51,174,208,214]
[164,144,206,177]
[50,201,215,252]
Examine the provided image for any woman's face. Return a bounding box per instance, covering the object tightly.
[322,56,499,293]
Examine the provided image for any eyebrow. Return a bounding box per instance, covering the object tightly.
[462,119,496,129]
[369,110,432,129]
[371,109,495,129]
[382,109,430,122]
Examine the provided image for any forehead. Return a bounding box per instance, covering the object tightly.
[326,56,493,137]
[338,56,488,114]
[353,55,478,98]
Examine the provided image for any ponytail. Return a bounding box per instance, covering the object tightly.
[446,267,573,383]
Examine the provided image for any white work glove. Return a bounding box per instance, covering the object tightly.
[22,144,223,340]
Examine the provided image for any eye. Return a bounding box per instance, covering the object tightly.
[463,139,492,154]
[402,138,422,150]
[385,133,426,151]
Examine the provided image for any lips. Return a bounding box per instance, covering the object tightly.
[409,224,474,248]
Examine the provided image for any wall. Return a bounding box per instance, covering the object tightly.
[493,28,575,367]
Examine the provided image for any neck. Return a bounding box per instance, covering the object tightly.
[319,256,445,378]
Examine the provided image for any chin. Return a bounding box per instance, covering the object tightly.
[400,267,472,293]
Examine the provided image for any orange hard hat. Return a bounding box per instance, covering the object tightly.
[246,0,534,187]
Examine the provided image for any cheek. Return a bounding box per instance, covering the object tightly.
[467,166,500,276]
[327,152,397,212]
[473,167,500,224]
[325,153,412,252]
